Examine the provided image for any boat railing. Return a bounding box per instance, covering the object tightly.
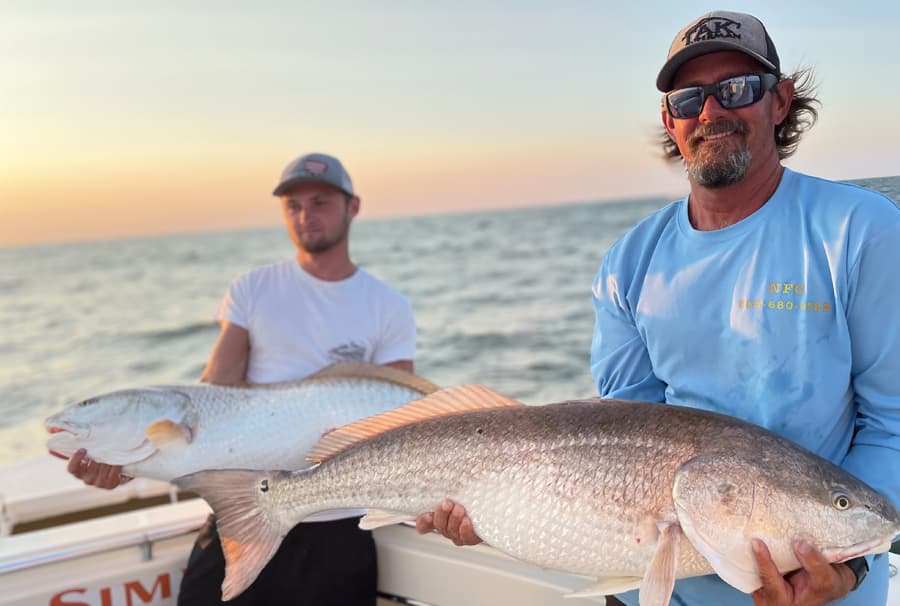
[0,517,203,576]
[0,456,180,536]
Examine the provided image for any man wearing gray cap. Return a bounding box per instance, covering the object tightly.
[589,9,900,606]
[418,9,900,606]
[177,152,417,605]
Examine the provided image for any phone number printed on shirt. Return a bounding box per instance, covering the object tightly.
[737,299,831,313]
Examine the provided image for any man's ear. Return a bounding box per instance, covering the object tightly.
[661,106,677,142]
[771,78,794,125]
[348,195,361,219]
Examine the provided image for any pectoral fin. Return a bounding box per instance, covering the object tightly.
[146,419,193,446]
[359,510,416,530]
[638,522,680,606]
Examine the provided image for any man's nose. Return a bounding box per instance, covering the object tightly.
[698,94,730,123]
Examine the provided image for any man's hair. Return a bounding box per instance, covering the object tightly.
[659,67,820,161]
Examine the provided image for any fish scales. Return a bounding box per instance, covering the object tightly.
[45,363,440,480]
[176,394,900,603]
[270,402,726,575]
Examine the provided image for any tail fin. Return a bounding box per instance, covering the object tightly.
[174,469,292,600]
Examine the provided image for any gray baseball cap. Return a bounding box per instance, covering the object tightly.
[657,11,780,92]
[272,152,355,197]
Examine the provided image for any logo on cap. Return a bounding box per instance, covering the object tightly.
[683,17,741,46]
[302,159,328,175]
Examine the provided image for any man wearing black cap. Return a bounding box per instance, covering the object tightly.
[176,151,417,605]
[418,10,900,606]
[588,10,900,606]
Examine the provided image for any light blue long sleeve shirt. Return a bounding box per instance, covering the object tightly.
[590,169,900,605]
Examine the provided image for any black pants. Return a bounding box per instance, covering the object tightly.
[178,515,377,606]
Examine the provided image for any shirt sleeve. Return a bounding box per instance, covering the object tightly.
[842,224,900,510]
[213,275,250,329]
[590,260,666,402]
[371,295,416,365]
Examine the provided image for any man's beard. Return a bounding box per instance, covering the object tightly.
[684,120,751,189]
[299,220,350,254]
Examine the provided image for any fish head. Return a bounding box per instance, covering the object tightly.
[45,387,195,466]
[805,476,900,562]
[673,451,900,594]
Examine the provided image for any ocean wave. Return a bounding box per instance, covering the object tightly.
[133,321,218,343]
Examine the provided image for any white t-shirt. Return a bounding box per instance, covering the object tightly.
[215,260,416,384]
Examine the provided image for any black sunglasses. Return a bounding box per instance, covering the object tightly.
[665,73,779,119]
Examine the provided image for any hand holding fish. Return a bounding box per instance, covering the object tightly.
[66,449,132,489]
[416,499,482,546]
[751,539,856,606]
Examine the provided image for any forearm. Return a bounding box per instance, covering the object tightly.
[201,322,250,386]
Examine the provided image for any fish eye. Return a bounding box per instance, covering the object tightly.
[832,493,852,510]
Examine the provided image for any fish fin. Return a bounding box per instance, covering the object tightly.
[306,384,525,464]
[145,419,192,446]
[564,576,643,597]
[173,469,294,600]
[359,509,416,530]
[305,509,371,523]
[304,362,442,395]
[256,362,441,395]
[638,522,680,606]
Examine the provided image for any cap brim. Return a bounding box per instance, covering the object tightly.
[656,41,778,91]
[272,176,351,197]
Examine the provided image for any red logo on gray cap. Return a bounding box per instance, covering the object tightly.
[683,17,741,45]
[303,160,328,175]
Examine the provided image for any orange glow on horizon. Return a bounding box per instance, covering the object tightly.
[2,136,682,247]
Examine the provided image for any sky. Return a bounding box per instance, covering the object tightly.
[2,0,899,247]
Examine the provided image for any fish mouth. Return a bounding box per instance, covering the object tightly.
[821,537,894,563]
[45,425,86,460]
[45,422,88,438]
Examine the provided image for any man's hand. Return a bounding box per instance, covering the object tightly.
[415,499,482,546]
[751,539,857,605]
[67,449,132,490]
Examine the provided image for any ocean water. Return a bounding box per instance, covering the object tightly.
[1,176,898,466]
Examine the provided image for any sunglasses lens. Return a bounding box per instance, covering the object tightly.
[717,76,761,109]
[666,75,769,118]
[667,88,704,119]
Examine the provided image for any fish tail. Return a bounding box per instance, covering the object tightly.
[174,469,294,600]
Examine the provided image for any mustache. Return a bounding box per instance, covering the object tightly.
[687,120,748,148]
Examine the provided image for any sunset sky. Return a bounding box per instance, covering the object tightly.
[3,0,899,246]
